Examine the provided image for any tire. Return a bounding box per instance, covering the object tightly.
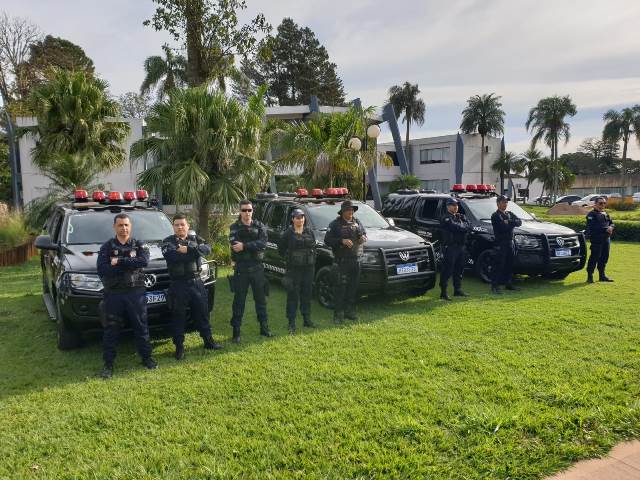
[474,249,495,284]
[543,271,570,280]
[55,298,82,350]
[314,266,335,309]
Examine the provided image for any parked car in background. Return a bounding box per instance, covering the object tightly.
[555,195,582,205]
[632,192,640,203]
[573,193,618,207]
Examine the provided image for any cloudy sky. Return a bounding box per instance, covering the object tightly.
[6,0,640,157]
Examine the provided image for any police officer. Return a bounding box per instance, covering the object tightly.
[439,198,470,300]
[162,213,223,360]
[490,195,522,294]
[278,208,317,333]
[585,196,615,283]
[97,213,157,378]
[324,200,367,323]
[229,199,272,343]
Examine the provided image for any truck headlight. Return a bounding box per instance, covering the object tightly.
[514,234,541,249]
[200,262,210,281]
[69,273,103,292]
[361,250,382,265]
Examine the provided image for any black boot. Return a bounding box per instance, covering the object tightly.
[303,317,316,328]
[175,344,185,360]
[260,322,274,337]
[599,275,614,282]
[491,285,502,295]
[453,289,468,297]
[587,273,594,283]
[345,310,358,321]
[100,363,113,379]
[142,357,158,369]
[232,325,241,344]
[440,288,451,301]
[204,337,223,350]
[288,318,296,335]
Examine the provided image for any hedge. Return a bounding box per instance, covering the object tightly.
[539,216,640,242]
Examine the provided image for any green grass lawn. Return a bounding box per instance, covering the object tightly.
[1,245,639,479]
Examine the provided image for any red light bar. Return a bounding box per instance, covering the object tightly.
[108,191,123,202]
[451,184,465,192]
[296,188,308,197]
[92,191,106,202]
[487,185,496,192]
[476,184,487,193]
[311,188,323,197]
[338,187,348,196]
[123,191,136,201]
[465,184,477,192]
[325,187,338,196]
[74,189,88,201]
[136,189,149,200]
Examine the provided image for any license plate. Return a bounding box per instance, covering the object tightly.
[396,262,418,275]
[145,291,166,304]
[555,248,571,257]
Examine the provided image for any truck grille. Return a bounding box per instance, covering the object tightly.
[143,269,171,290]
[382,246,434,280]
[546,235,581,257]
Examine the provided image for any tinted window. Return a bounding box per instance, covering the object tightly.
[49,211,64,241]
[382,195,415,218]
[266,204,286,229]
[420,199,440,219]
[64,211,174,244]
[307,203,389,229]
[464,198,534,221]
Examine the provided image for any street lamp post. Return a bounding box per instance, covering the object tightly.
[349,123,381,201]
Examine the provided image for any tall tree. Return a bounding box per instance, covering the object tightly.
[459,93,505,184]
[242,18,346,106]
[603,105,640,191]
[387,82,426,161]
[144,0,270,90]
[130,86,271,239]
[140,44,187,100]
[117,91,153,119]
[578,137,620,173]
[516,147,544,197]
[525,95,577,202]
[491,150,515,196]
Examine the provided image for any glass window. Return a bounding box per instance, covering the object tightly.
[463,198,534,222]
[65,211,174,245]
[420,199,440,219]
[266,204,286,229]
[420,147,450,164]
[307,203,388,230]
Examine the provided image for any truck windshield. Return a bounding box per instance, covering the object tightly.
[65,211,174,245]
[307,203,389,229]
[464,198,534,221]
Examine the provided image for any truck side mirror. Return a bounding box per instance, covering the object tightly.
[34,234,59,251]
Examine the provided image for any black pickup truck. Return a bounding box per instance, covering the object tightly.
[252,193,437,308]
[34,194,216,350]
[382,191,587,282]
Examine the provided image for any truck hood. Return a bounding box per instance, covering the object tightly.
[315,227,428,249]
[478,219,579,236]
[62,242,167,272]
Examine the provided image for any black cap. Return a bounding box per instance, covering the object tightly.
[291,208,305,218]
[338,200,359,214]
[445,198,459,206]
[496,195,509,203]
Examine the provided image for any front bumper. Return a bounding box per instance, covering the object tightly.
[514,232,587,275]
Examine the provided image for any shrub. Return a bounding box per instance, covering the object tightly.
[388,174,421,193]
[0,212,31,250]
[608,197,637,211]
[541,216,640,242]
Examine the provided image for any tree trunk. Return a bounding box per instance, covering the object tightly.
[184,1,208,87]
[499,171,504,195]
[480,135,485,184]
[196,194,211,241]
[622,133,629,196]
[405,114,411,167]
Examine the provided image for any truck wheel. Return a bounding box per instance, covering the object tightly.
[544,272,570,280]
[56,298,82,350]
[475,249,495,284]
[314,266,335,309]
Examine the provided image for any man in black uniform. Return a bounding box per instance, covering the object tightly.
[162,213,222,360]
[229,199,272,343]
[324,200,367,323]
[585,196,615,283]
[490,195,522,294]
[97,213,157,378]
[439,198,470,300]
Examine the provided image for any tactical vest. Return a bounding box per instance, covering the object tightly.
[441,213,468,246]
[167,236,201,279]
[232,222,264,263]
[286,228,316,267]
[103,239,145,291]
[336,219,365,259]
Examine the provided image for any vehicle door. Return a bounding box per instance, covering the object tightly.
[263,202,288,276]
[413,197,443,250]
[45,210,65,294]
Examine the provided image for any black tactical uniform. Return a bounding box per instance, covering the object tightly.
[229,219,271,341]
[97,237,155,373]
[585,207,614,282]
[324,202,366,323]
[490,204,522,292]
[439,203,470,299]
[162,233,221,358]
[278,222,317,332]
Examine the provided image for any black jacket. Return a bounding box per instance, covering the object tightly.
[324,217,366,260]
[586,209,614,243]
[491,210,522,244]
[97,237,149,291]
[440,212,470,246]
[229,219,267,265]
[162,234,211,280]
[278,226,316,267]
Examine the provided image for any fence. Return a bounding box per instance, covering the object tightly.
[0,240,37,267]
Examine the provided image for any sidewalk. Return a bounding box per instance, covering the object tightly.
[546,441,640,479]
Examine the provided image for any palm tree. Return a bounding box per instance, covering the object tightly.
[525,95,577,202]
[602,105,640,193]
[140,44,188,100]
[518,147,543,199]
[534,156,575,200]
[130,86,271,239]
[387,82,426,159]
[459,93,505,184]
[491,151,515,196]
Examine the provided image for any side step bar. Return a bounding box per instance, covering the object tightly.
[43,293,57,321]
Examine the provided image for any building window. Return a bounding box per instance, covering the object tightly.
[421,179,450,193]
[419,147,450,164]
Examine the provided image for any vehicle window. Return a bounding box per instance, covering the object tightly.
[464,198,534,222]
[64,211,174,244]
[307,203,388,229]
[266,204,286,229]
[419,199,440,219]
[49,212,64,242]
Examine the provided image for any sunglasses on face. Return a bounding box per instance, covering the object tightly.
[596,202,606,205]
[241,209,253,213]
